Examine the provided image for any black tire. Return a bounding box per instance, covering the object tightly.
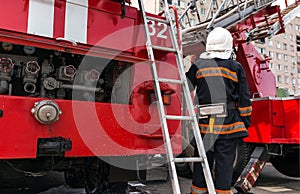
[64,169,84,188]
[232,139,251,184]
[84,158,107,194]
[83,158,128,194]
[271,151,300,177]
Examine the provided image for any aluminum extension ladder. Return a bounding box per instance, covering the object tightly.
[137,0,216,193]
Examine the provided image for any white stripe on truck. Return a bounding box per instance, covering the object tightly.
[27,0,55,37]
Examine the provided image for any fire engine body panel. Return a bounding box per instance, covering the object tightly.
[181,0,300,146]
[179,0,300,191]
[0,0,183,170]
[246,97,300,144]
[0,0,299,192]
[231,4,300,145]
[225,2,300,191]
[0,95,182,158]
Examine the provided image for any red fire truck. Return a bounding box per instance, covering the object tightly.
[0,0,299,193]
[179,0,300,192]
[0,0,184,193]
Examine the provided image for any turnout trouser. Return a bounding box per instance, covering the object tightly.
[191,138,238,194]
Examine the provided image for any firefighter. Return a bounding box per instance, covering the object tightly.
[186,27,252,194]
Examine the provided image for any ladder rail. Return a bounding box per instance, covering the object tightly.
[138,0,216,193]
[162,1,216,193]
[138,1,181,193]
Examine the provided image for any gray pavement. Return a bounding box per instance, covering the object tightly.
[136,163,300,194]
[0,163,299,194]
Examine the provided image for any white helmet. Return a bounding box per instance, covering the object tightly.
[200,27,233,59]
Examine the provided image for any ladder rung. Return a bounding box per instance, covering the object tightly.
[138,1,216,193]
[152,45,176,52]
[173,157,204,163]
[157,78,183,84]
[146,16,169,24]
[165,115,193,120]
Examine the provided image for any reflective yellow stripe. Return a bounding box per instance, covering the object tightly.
[240,113,251,116]
[197,67,236,75]
[215,189,232,194]
[238,105,252,110]
[191,185,208,194]
[196,67,238,82]
[199,122,246,134]
[209,117,215,133]
[238,106,252,116]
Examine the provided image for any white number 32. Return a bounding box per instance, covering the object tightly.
[148,21,168,39]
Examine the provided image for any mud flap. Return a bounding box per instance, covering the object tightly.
[234,146,270,193]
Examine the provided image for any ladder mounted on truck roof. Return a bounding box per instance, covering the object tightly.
[268,2,300,38]
[138,0,216,193]
[180,0,278,56]
[180,0,299,56]
[180,0,276,35]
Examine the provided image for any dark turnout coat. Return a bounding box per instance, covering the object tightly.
[186,58,252,139]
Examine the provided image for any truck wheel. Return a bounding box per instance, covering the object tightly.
[232,139,251,184]
[84,158,107,194]
[83,158,128,194]
[271,151,300,177]
[64,169,84,188]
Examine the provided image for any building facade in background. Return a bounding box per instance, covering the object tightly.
[131,0,213,23]
[131,1,300,95]
[130,0,161,14]
[254,16,300,95]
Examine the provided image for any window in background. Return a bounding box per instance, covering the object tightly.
[269,40,273,46]
[292,78,296,85]
[189,18,195,26]
[276,53,281,60]
[277,75,282,83]
[283,43,287,50]
[291,66,295,73]
[180,0,186,7]
[276,41,280,48]
[269,63,273,69]
[269,51,273,57]
[285,77,289,84]
[200,8,206,15]
[277,64,281,70]
[291,56,295,63]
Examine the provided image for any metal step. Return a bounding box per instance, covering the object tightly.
[157,78,183,84]
[165,115,193,120]
[173,157,204,163]
[152,45,177,52]
[146,16,169,24]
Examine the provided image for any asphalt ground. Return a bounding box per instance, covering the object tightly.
[0,163,299,194]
